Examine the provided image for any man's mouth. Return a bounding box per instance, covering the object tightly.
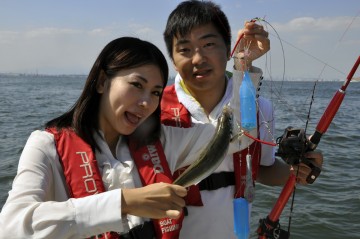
[194,69,211,78]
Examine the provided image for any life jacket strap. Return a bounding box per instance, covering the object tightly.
[120,221,156,239]
[198,172,235,191]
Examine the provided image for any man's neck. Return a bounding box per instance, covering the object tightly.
[185,77,227,116]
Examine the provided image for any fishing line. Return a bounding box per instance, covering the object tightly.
[297,16,359,232]
[231,17,282,146]
[304,11,360,135]
[244,12,359,236]
[260,21,312,124]
[252,12,358,144]
[288,11,360,235]
[256,18,287,95]
[253,18,302,234]
[268,32,346,76]
[227,7,359,238]
[265,12,359,131]
[260,13,360,126]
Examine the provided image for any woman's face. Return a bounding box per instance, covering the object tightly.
[97,64,164,143]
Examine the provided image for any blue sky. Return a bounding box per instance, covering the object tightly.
[0,0,359,80]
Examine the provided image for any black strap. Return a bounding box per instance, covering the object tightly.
[118,173,235,238]
[198,172,235,191]
[120,221,156,239]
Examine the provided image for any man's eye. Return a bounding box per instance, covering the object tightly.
[153,91,161,97]
[205,42,215,47]
[179,48,190,53]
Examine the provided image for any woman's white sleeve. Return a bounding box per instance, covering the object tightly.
[0,131,123,238]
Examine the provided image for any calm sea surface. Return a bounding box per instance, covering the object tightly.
[0,75,359,238]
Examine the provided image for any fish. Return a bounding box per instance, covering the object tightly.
[173,105,233,187]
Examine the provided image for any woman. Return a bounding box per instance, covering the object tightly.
[0,37,233,238]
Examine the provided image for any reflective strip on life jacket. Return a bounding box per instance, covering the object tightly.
[47,128,117,239]
[128,140,183,239]
[47,128,106,198]
[161,84,192,128]
[48,128,176,239]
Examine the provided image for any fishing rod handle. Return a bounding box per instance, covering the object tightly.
[268,174,296,222]
[310,90,345,146]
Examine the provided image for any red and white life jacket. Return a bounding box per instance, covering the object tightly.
[161,85,204,206]
[161,84,261,199]
[47,128,182,239]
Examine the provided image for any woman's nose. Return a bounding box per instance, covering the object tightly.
[138,99,149,108]
[138,94,152,108]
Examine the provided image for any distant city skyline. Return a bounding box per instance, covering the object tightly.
[0,0,359,81]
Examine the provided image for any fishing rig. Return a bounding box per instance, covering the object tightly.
[256,55,360,239]
[231,16,359,238]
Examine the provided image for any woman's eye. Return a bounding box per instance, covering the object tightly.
[131,82,142,89]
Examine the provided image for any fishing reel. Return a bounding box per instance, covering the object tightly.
[275,126,321,184]
[275,126,308,165]
[257,216,290,239]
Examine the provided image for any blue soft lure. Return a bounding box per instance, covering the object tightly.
[233,197,250,239]
[239,71,256,131]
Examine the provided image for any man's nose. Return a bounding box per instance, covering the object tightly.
[192,48,207,65]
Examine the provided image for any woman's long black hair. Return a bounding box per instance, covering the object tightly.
[45,37,169,150]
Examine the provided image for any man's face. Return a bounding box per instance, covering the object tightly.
[171,23,230,94]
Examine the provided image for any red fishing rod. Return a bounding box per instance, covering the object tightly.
[310,55,360,148]
[257,55,360,239]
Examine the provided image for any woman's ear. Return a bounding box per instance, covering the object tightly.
[96,71,107,93]
[96,80,104,93]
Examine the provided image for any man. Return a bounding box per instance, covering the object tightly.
[161,1,323,238]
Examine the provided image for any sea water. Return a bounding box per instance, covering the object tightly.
[0,75,359,238]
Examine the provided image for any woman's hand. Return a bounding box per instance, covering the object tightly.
[121,183,187,219]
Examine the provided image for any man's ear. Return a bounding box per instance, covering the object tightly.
[173,61,179,73]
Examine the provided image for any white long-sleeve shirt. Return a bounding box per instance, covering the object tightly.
[0,68,274,239]
[174,68,275,239]
[0,118,246,239]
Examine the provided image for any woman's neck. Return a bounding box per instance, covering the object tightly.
[100,130,119,158]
